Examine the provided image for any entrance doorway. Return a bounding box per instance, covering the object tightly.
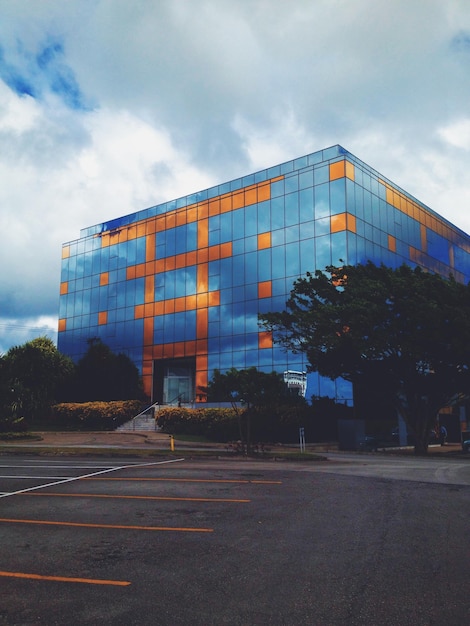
[152,357,195,405]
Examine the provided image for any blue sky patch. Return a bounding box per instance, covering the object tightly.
[0,37,90,110]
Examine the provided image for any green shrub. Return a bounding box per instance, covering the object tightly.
[157,407,240,441]
[51,400,143,430]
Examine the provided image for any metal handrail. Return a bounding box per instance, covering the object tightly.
[130,401,160,431]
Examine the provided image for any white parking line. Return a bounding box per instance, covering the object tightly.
[0,458,185,499]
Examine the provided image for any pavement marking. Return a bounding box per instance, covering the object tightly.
[0,475,70,480]
[21,492,251,503]
[86,477,283,484]
[0,458,185,499]
[0,570,131,586]
[0,518,213,532]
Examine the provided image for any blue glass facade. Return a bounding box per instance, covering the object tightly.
[58,145,470,403]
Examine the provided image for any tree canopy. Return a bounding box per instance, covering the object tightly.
[203,367,306,451]
[0,336,75,425]
[259,262,470,454]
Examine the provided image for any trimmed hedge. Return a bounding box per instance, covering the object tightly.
[156,407,240,441]
[51,400,143,431]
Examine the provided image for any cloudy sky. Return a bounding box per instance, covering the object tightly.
[0,0,469,354]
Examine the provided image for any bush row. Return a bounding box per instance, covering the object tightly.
[156,405,336,443]
[51,400,143,430]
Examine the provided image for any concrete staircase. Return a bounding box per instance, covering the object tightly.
[116,402,161,432]
[116,414,158,432]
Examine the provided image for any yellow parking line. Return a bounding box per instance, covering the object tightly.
[0,570,130,586]
[0,518,213,533]
[22,492,250,503]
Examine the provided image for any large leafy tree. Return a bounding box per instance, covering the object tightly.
[203,367,305,451]
[259,262,470,455]
[0,337,75,424]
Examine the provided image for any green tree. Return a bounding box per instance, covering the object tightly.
[259,262,470,455]
[72,338,142,402]
[203,367,305,452]
[0,337,75,424]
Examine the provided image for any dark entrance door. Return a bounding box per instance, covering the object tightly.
[153,357,195,405]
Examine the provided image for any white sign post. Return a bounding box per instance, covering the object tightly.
[299,427,305,453]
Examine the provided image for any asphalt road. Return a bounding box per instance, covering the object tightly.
[0,454,469,625]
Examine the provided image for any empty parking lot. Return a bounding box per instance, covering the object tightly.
[0,454,469,625]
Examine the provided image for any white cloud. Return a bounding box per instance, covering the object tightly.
[0,0,469,353]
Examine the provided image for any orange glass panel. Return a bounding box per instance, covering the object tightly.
[421,224,427,251]
[144,318,153,346]
[258,183,271,202]
[329,161,345,181]
[146,233,155,263]
[197,248,209,264]
[166,213,176,230]
[156,259,165,273]
[196,339,208,355]
[258,331,273,349]
[220,196,232,213]
[155,216,165,232]
[197,293,209,308]
[58,318,66,332]
[197,309,208,339]
[134,304,144,319]
[346,214,356,233]
[163,344,175,358]
[144,303,154,318]
[185,341,196,356]
[98,311,107,325]
[195,370,208,400]
[232,191,245,210]
[258,232,271,250]
[388,235,396,252]
[345,161,355,181]
[198,218,208,248]
[60,282,68,295]
[145,276,154,301]
[197,354,208,370]
[187,206,197,223]
[197,264,208,293]
[174,296,186,312]
[186,250,197,266]
[164,299,175,314]
[151,346,162,359]
[176,209,187,226]
[127,266,136,280]
[258,281,272,298]
[220,242,232,258]
[174,342,185,357]
[186,295,197,310]
[245,187,257,205]
[208,245,220,261]
[165,257,176,271]
[208,291,220,306]
[175,253,186,269]
[331,213,347,233]
[127,225,137,240]
[134,264,144,278]
[154,301,164,315]
[100,272,109,286]
[145,261,155,275]
[197,201,209,220]
[62,246,70,259]
[136,223,146,237]
[209,198,220,216]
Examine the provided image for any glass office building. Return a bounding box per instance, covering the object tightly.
[58,145,470,405]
